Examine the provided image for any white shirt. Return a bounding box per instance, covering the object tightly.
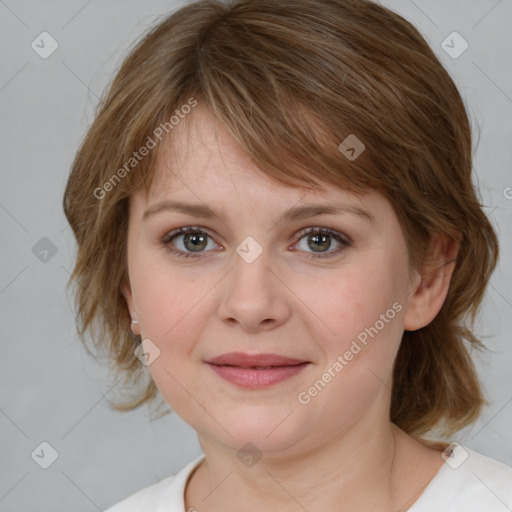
[104,444,512,511]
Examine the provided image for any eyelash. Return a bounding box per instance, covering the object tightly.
[160,226,351,260]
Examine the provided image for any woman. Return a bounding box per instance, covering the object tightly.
[63,0,512,510]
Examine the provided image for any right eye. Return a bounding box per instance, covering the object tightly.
[160,226,221,258]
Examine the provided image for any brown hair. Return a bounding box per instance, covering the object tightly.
[63,0,499,440]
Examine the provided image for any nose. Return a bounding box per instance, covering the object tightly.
[217,243,291,333]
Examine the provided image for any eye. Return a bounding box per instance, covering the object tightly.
[293,227,351,259]
[160,226,219,258]
[160,226,351,260]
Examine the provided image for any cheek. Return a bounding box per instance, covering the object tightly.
[300,262,405,355]
[294,267,405,426]
[131,266,213,414]
[130,248,215,340]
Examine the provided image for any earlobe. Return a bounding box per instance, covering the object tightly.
[403,234,460,332]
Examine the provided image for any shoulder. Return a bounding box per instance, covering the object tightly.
[411,443,512,511]
[103,454,205,512]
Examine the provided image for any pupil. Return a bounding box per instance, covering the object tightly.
[184,232,207,252]
[309,234,330,252]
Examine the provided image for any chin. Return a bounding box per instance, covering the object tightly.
[204,410,309,455]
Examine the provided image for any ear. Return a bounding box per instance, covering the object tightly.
[121,279,140,336]
[403,233,460,331]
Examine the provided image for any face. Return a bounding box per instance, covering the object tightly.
[123,107,423,457]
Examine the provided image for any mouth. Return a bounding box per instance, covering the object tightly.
[207,363,308,371]
[205,363,311,389]
[205,352,309,367]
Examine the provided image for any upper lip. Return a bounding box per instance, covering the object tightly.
[205,352,308,367]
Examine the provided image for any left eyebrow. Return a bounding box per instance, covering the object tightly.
[142,200,374,224]
[279,203,374,224]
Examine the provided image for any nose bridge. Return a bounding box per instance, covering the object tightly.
[218,235,290,330]
[231,235,274,301]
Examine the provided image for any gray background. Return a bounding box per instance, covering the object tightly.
[1,1,511,511]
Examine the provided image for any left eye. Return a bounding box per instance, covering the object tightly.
[161,226,350,259]
[293,227,350,259]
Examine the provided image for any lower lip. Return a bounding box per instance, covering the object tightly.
[206,362,310,389]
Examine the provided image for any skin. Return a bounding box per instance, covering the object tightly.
[123,106,459,511]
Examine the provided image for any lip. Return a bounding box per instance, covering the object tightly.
[204,352,310,389]
[205,352,308,367]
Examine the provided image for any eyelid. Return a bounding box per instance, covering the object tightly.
[294,226,352,245]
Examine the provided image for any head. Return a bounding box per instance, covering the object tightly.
[63,0,498,448]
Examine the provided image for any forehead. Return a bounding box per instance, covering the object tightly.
[146,107,358,202]
[150,106,286,194]
[132,106,391,225]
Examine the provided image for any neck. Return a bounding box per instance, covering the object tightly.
[185,418,441,512]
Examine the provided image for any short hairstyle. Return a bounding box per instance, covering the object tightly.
[63,0,499,439]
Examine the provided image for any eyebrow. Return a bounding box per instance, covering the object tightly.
[142,200,374,224]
